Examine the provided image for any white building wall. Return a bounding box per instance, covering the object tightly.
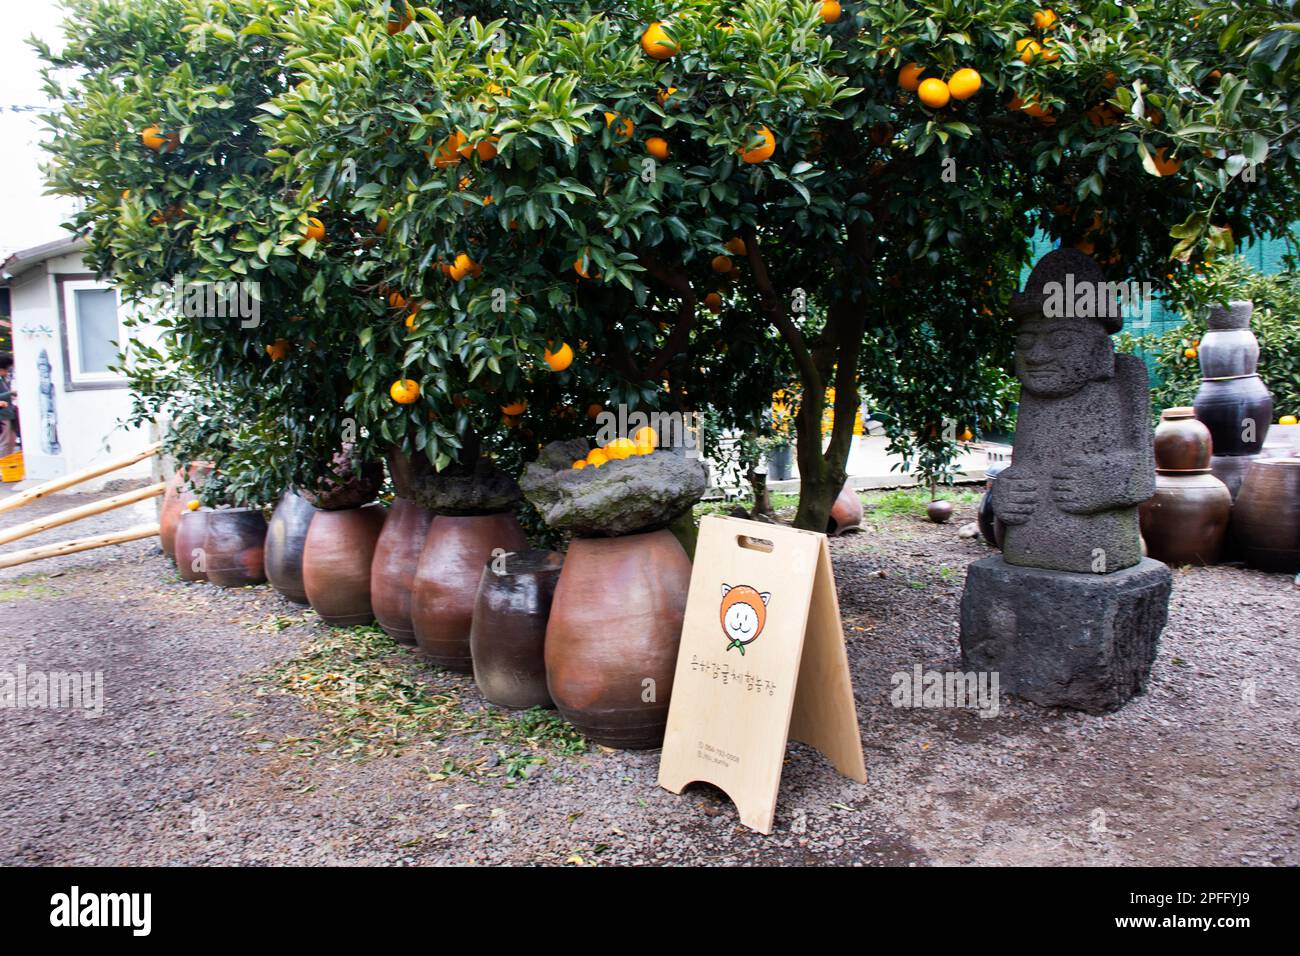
[8,251,157,489]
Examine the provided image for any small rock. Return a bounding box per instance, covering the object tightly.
[957,521,980,539]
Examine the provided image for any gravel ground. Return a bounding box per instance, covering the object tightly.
[0,489,1296,866]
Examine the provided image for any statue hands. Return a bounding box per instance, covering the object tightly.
[1050,456,1112,514]
[992,470,1038,525]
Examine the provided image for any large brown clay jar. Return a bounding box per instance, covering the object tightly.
[204,508,268,587]
[1233,458,1300,572]
[173,509,210,582]
[545,529,692,749]
[302,505,386,625]
[371,497,435,644]
[1140,409,1231,566]
[265,491,316,604]
[159,463,212,559]
[828,481,863,535]
[411,513,528,671]
[470,549,563,709]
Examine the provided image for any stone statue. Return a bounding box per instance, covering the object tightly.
[960,248,1171,714]
[993,249,1155,573]
[37,349,62,456]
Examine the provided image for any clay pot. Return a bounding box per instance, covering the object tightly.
[1153,407,1212,472]
[1139,474,1231,566]
[1193,301,1273,456]
[302,505,386,625]
[470,549,564,709]
[927,499,954,524]
[827,482,862,535]
[265,491,316,604]
[371,497,435,644]
[545,529,692,749]
[173,509,209,582]
[1232,458,1300,573]
[1210,454,1255,501]
[411,512,528,671]
[203,508,268,588]
[159,463,212,559]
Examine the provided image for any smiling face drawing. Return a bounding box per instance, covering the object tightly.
[720,584,770,655]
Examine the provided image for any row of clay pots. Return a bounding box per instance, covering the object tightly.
[170,507,268,586]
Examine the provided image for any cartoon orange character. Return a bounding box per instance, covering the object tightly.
[720,583,770,655]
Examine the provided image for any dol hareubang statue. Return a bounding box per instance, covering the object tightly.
[960,248,1171,714]
[993,249,1155,573]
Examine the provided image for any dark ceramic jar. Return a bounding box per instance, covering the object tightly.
[203,508,268,587]
[173,509,210,582]
[1193,301,1273,457]
[410,512,529,672]
[265,491,316,604]
[469,549,563,709]
[544,529,691,749]
[302,504,386,625]
[1233,458,1300,573]
[1153,407,1212,471]
[1139,407,1231,566]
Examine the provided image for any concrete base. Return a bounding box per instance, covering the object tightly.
[959,556,1172,714]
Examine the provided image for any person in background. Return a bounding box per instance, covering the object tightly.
[0,352,17,459]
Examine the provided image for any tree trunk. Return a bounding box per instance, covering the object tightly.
[748,466,772,517]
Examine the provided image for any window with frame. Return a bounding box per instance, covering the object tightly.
[60,278,124,387]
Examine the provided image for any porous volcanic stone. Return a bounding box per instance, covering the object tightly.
[300,446,383,511]
[521,445,707,537]
[959,555,1172,714]
[410,457,521,515]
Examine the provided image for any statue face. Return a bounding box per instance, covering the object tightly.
[1015,317,1113,398]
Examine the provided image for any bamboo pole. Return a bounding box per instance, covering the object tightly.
[0,481,166,548]
[0,523,160,570]
[0,442,162,515]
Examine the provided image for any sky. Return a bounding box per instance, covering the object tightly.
[0,0,78,260]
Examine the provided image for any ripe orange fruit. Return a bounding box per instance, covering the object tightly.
[586,448,610,468]
[476,137,499,161]
[388,290,408,310]
[1033,9,1058,31]
[1184,347,1198,359]
[1152,146,1182,176]
[140,125,179,153]
[1103,70,1118,89]
[711,255,733,273]
[544,342,574,372]
[646,136,670,160]
[186,499,200,512]
[304,217,325,242]
[386,2,412,34]
[605,437,636,460]
[572,459,588,470]
[434,131,466,167]
[818,1,842,24]
[641,21,678,60]
[405,313,417,330]
[947,68,982,100]
[959,428,974,443]
[266,339,289,360]
[1279,415,1297,425]
[633,426,658,447]
[501,399,528,416]
[739,125,776,164]
[1016,38,1043,63]
[918,78,950,109]
[898,62,924,92]
[449,253,477,281]
[724,236,747,256]
[376,216,389,234]
[587,403,603,420]
[657,86,679,106]
[574,254,597,279]
[604,112,635,144]
[704,292,723,313]
[390,379,420,404]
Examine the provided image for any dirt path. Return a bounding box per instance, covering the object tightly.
[0,495,1296,866]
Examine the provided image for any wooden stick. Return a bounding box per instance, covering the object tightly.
[0,481,166,547]
[0,523,160,570]
[0,442,162,515]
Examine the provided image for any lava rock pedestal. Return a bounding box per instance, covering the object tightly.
[960,556,1171,714]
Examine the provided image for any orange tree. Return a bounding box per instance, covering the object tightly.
[266,0,1298,530]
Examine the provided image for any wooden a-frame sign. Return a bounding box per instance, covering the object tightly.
[658,515,866,834]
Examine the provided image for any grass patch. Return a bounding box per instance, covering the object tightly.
[0,575,59,601]
[255,624,586,772]
[862,486,980,521]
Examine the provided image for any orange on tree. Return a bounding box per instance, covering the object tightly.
[704,291,723,313]
[434,131,466,167]
[386,1,412,34]
[387,289,408,309]
[266,339,289,360]
[818,1,841,24]
[1184,347,1198,359]
[724,236,747,256]
[1152,146,1182,176]
[376,215,388,234]
[898,62,924,91]
[574,252,598,279]
[917,77,950,109]
[1015,38,1044,63]
[656,86,679,106]
[711,255,732,273]
[947,68,982,101]
[501,399,528,416]
[544,342,574,371]
[303,217,325,242]
[140,125,179,153]
[389,379,420,404]
[586,403,603,420]
[739,125,776,164]
[604,112,634,144]
[646,136,670,160]
[640,21,678,60]
[404,313,417,330]
[449,253,477,281]
[1033,9,1059,31]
